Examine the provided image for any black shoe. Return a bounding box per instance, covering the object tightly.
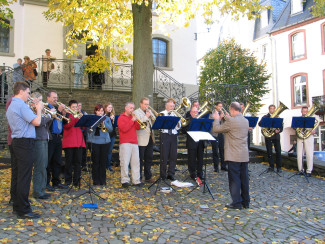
[267,167,274,173]
[167,175,176,181]
[225,203,242,210]
[242,205,249,209]
[54,183,69,189]
[122,182,130,188]
[134,182,144,187]
[46,184,55,192]
[221,167,228,172]
[17,212,41,219]
[298,171,304,175]
[306,173,311,177]
[37,193,51,200]
[277,168,282,173]
[214,168,219,173]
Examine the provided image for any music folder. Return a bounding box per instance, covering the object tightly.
[151,116,180,130]
[74,114,102,128]
[291,116,315,129]
[260,117,283,129]
[187,118,215,142]
[245,116,259,128]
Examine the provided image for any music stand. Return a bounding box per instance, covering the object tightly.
[288,116,315,183]
[186,118,216,200]
[245,116,259,173]
[67,114,106,204]
[259,117,284,177]
[148,116,180,194]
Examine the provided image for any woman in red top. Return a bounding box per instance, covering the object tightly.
[62,100,86,186]
[22,56,37,82]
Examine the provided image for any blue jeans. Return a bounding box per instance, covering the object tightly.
[33,140,48,197]
[107,136,116,168]
[227,161,250,207]
[74,73,83,88]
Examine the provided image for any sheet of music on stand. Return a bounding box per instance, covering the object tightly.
[187,131,215,142]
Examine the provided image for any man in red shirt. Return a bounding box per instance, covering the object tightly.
[117,102,143,188]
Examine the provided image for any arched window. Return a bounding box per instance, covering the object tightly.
[288,30,306,62]
[321,22,325,55]
[152,38,167,67]
[291,73,309,108]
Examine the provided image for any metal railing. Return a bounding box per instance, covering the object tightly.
[153,68,185,106]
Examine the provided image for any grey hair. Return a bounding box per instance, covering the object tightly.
[125,101,135,107]
[31,92,42,98]
[230,102,241,112]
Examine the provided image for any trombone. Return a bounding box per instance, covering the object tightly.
[132,113,151,134]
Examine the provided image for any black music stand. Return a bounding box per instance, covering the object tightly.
[186,118,215,200]
[288,117,315,183]
[245,116,259,174]
[148,116,180,194]
[67,114,105,204]
[259,117,284,177]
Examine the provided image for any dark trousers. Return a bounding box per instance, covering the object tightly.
[9,145,16,201]
[265,139,282,169]
[160,133,177,178]
[188,142,204,178]
[11,138,35,215]
[64,147,83,185]
[47,134,62,186]
[139,136,153,180]
[227,161,250,207]
[216,133,227,169]
[91,143,110,185]
[42,71,50,87]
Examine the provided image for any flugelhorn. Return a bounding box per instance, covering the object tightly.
[261,101,288,138]
[56,102,82,119]
[198,100,211,113]
[132,113,151,134]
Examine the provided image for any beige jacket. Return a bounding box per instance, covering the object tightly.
[42,55,56,72]
[134,108,155,146]
[213,113,249,162]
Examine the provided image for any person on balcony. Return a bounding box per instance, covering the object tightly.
[22,56,37,87]
[41,49,56,88]
[73,55,85,89]
[12,58,24,83]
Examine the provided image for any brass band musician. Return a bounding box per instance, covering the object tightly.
[134,97,156,183]
[296,106,316,177]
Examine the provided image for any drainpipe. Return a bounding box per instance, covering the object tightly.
[270,34,279,105]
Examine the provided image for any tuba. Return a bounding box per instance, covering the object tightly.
[242,102,251,116]
[296,102,320,139]
[175,97,191,113]
[261,101,288,138]
[170,110,188,127]
[197,103,212,119]
[198,100,211,113]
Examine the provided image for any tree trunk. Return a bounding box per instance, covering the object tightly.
[132,1,154,106]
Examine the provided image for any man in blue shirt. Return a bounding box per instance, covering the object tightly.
[6,81,43,219]
[46,90,68,190]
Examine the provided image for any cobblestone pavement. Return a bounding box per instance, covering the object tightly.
[0,163,324,243]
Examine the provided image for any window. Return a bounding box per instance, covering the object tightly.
[260,11,268,28]
[291,0,303,15]
[321,22,325,55]
[0,19,14,57]
[0,19,10,53]
[289,30,306,62]
[291,73,308,108]
[152,38,167,67]
[261,44,267,60]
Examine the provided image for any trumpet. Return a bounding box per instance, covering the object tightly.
[98,121,108,133]
[56,102,82,119]
[147,105,158,122]
[132,113,151,134]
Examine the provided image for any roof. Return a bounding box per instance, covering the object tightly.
[271,0,316,33]
[253,0,286,40]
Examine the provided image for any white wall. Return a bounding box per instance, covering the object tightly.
[1,2,63,67]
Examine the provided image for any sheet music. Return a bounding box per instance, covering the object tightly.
[187,131,216,142]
